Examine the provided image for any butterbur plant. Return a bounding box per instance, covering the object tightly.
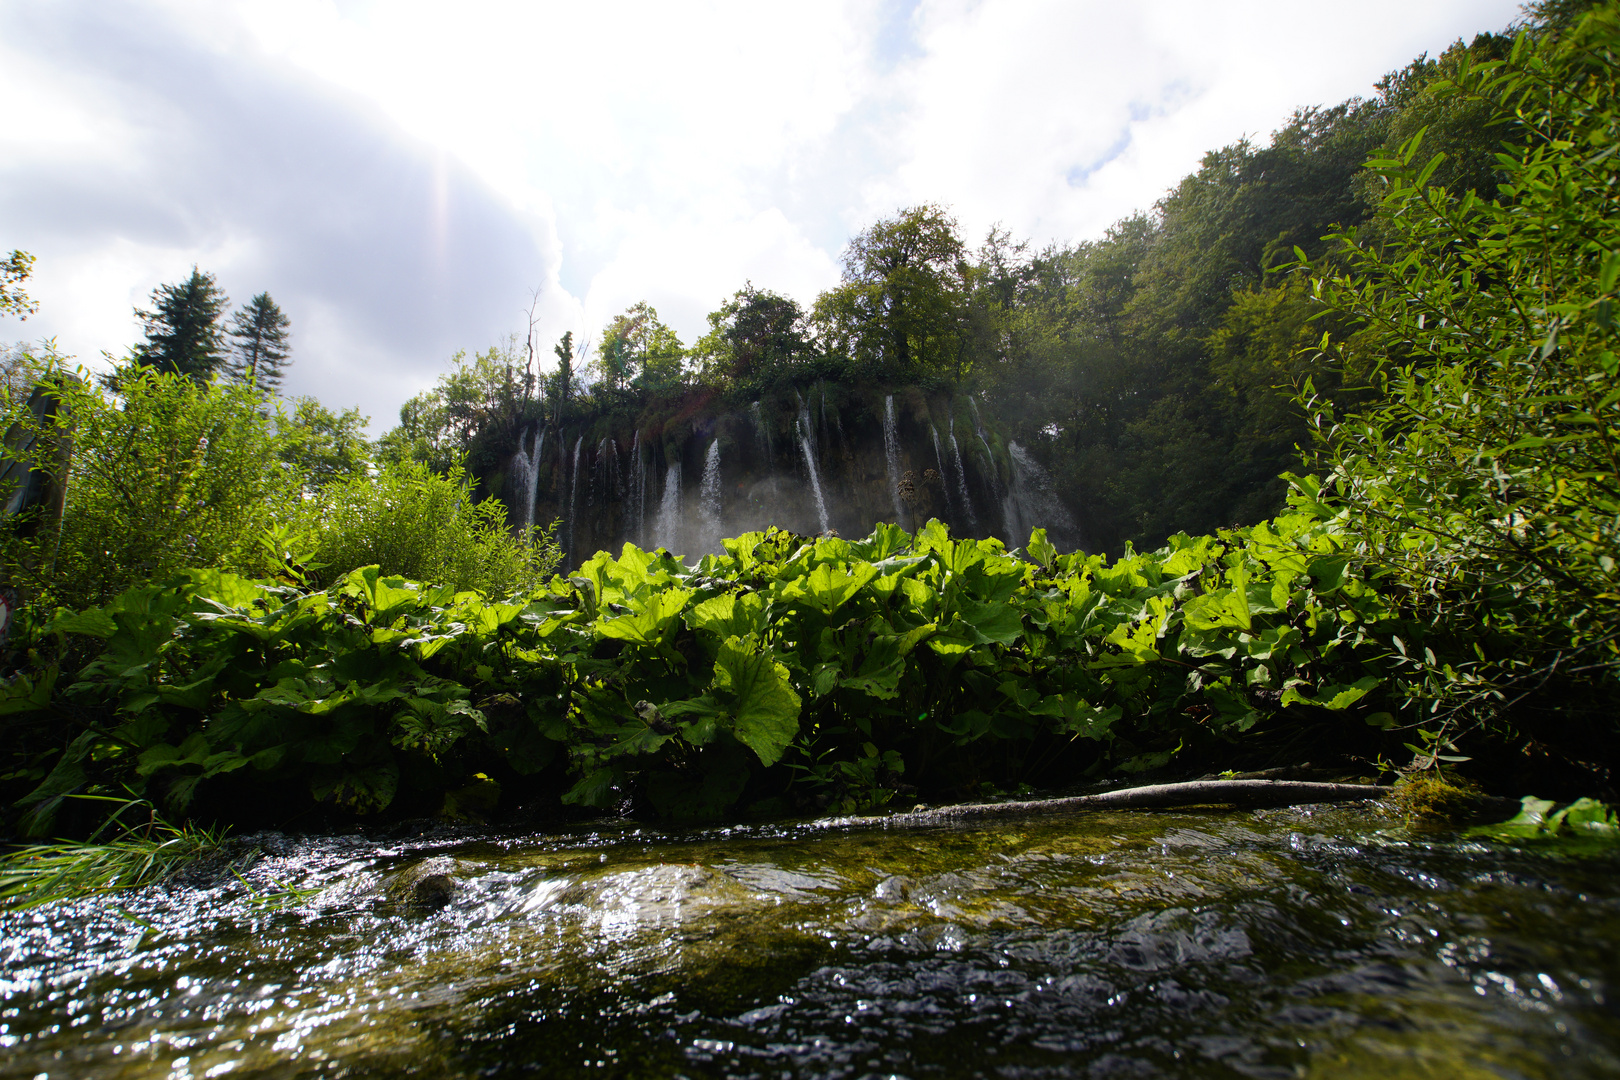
[5,502,1435,834]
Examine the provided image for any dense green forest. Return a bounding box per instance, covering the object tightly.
[0,1,1616,859]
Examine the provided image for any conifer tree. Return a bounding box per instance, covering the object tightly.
[133,268,230,380]
[225,292,292,393]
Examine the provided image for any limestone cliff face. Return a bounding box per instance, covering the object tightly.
[493,384,1083,567]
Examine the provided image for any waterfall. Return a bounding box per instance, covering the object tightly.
[525,427,544,536]
[1001,483,1024,548]
[630,431,645,546]
[796,418,830,535]
[509,428,534,533]
[750,401,774,481]
[975,430,1006,535]
[699,439,723,554]
[654,462,681,552]
[883,395,906,528]
[948,417,978,528]
[565,436,584,562]
[796,394,817,459]
[1008,440,1080,548]
[968,397,1007,535]
[932,424,955,518]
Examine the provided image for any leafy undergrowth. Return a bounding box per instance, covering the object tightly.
[1468,796,1620,853]
[0,500,1531,834]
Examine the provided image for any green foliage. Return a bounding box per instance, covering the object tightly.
[0,794,225,909]
[0,363,304,613]
[550,331,575,420]
[692,285,816,389]
[276,396,371,489]
[1297,8,1620,751]
[0,249,39,321]
[299,459,559,593]
[591,301,685,393]
[813,205,972,381]
[10,506,1438,830]
[377,340,539,479]
[1469,795,1619,847]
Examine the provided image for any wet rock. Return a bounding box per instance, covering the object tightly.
[385,856,463,909]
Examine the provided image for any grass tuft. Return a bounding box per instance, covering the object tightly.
[0,794,225,909]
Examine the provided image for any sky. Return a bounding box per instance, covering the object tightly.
[0,0,1525,432]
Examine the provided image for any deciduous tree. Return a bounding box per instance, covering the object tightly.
[813,205,970,378]
[0,250,39,321]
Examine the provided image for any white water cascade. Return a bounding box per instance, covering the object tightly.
[797,418,831,535]
[526,428,545,534]
[566,436,584,559]
[509,426,544,535]
[629,431,645,546]
[948,417,978,528]
[931,425,954,518]
[882,395,906,528]
[654,462,682,552]
[796,394,817,460]
[699,440,723,553]
[1008,440,1080,548]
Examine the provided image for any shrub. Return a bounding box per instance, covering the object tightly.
[0,360,302,614]
[303,459,559,595]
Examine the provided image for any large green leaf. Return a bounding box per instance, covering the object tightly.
[778,562,879,615]
[685,591,767,640]
[596,587,694,646]
[957,598,1024,645]
[713,637,801,766]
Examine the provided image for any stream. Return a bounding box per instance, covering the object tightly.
[2,804,1616,1078]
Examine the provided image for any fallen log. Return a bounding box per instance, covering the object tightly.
[830,779,1394,828]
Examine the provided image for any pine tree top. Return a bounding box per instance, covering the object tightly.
[133,267,229,380]
[226,292,292,393]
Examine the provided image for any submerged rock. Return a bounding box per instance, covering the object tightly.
[384,855,463,909]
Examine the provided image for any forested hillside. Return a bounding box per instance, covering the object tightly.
[383,8,1559,556]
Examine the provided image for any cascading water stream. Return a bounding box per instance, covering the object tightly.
[567,436,584,562]
[654,462,682,552]
[1008,440,1081,549]
[751,401,775,488]
[948,417,978,528]
[699,440,723,554]
[629,431,645,547]
[883,395,906,528]
[2,811,1612,1077]
[509,429,534,533]
[524,427,544,535]
[796,395,817,460]
[931,425,955,518]
[796,418,830,535]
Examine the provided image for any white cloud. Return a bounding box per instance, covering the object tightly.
[0,0,1525,432]
[880,0,1526,246]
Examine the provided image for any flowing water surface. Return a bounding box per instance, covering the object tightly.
[2,805,1617,1078]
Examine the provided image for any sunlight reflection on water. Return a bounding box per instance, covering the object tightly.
[0,807,1616,1078]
